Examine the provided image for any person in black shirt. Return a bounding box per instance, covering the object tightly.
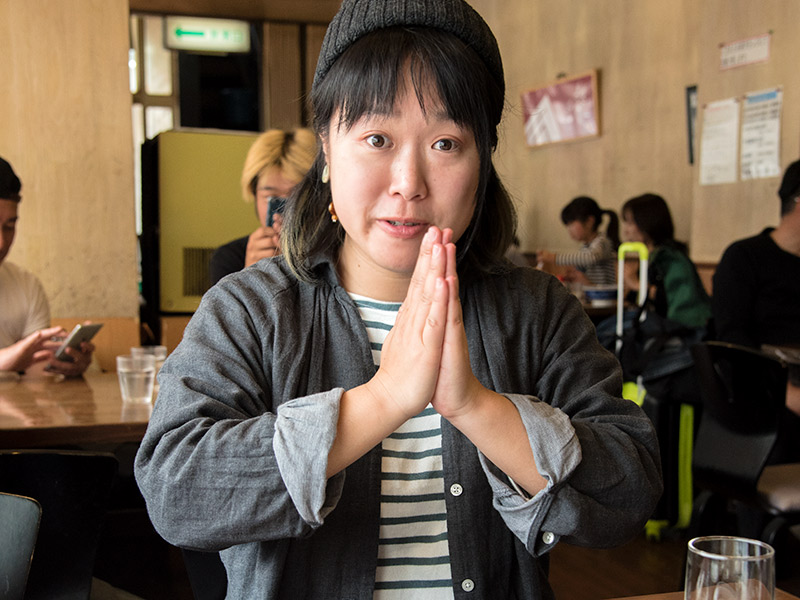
[209,129,316,286]
[713,159,800,460]
[712,159,800,350]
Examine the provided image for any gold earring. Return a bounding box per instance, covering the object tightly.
[328,202,338,223]
[321,164,330,184]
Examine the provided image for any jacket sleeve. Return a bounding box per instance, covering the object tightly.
[134,279,344,551]
[469,272,663,555]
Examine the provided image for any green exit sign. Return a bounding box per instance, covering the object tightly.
[165,17,250,53]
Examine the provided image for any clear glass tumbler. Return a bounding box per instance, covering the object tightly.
[131,345,167,394]
[684,536,774,600]
[116,354,156,404]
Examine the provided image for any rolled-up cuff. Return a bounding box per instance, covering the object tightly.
[478,394,581,550]
[273,389,346,527]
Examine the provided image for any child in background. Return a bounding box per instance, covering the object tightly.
[537,196,620,285]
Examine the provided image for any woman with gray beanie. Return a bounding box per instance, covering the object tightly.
[135,1,662,598]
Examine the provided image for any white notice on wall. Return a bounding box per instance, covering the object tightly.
[720,34,771,70]
[700,98,740,185]
[740,88,782,180]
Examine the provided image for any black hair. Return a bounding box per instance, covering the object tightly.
[560,196,620,248]
[282,26,515,283]
[622,193,687,253]
[0,157,22,202]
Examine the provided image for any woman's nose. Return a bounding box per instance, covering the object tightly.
[388,147,428,201]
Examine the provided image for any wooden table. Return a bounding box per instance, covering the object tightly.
[608,589,799,599]
[0,371,151,448]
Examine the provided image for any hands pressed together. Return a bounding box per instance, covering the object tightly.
[373,226,485,421]
[330,227,546,494]
[0,325,94,377]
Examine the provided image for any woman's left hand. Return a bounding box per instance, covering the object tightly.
[429,236,486,419]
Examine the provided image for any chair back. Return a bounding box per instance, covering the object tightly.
[0,492,42,600]
[0,450,118,600]
[691,341,788,495]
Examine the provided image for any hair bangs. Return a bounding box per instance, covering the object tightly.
[313,27,501,149]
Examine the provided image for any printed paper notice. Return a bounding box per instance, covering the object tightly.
[720,34,771,70]
[700,98,739,185]
[740,88,782,180]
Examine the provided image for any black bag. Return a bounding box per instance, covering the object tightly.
[619,300,696,379]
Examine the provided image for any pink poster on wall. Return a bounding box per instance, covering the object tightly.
[521,70,600,148]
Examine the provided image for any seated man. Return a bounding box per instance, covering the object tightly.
[0,156,94,376]
[713,158,800,459]
[713,159,800,350]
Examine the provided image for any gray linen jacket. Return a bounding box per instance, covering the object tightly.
[134,255,662,600]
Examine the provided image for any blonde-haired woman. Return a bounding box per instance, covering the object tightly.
[209,128,316,285]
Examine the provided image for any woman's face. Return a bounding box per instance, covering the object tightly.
[254,167,298,227]
[622,210,646,244]
[565,218,593,243]
[323,82,479,287]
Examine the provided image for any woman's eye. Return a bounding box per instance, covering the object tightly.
[434,139,456,151]
[367,134,387,148]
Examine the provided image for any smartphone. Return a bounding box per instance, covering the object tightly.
[266,196,287,228]
[53,323,103,362]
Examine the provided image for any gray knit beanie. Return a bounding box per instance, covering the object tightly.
[313,0,504,97]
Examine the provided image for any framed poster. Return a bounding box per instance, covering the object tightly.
[521,70,600,147]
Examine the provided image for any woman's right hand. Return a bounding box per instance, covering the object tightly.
[368,226,451,419]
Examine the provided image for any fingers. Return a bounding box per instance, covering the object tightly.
[415,241,447,331]
[245,227,282,267]
[21,329,51,353]
[48,345,92,377]
[40,326,66,340]
[405,227,441,306]
[272,213,283,235]
[420,275,449,351]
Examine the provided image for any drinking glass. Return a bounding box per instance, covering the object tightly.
[685,536,774,600]
[116,354,156,404]
[131,345,167,393]
[130,345,167,370]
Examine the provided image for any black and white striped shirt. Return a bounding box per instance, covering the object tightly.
[349,293,455,599]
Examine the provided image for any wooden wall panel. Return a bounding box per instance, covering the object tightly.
[471,0,699,257]
[690,2,800,261]
[0,0,139,319]
[305,24,329,124]
[129,0,338,24]
[471,0,799,266]
[262,22,303,129]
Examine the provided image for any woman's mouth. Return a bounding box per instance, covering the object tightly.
[379,219,429,238]
[387,220,422,227]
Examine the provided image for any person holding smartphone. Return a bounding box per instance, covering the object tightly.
[0,156,95,376]
[208,129,317,286]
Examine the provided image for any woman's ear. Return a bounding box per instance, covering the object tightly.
[320,135,329,164]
